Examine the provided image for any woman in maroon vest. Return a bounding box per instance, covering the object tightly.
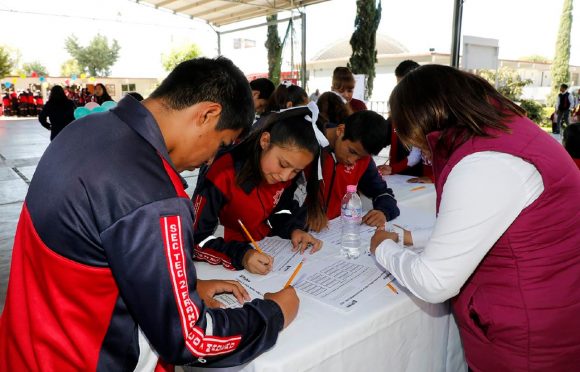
[370,65,580,371]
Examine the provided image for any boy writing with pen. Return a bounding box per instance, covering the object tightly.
[192,106,327,274]
[321,110,400,228]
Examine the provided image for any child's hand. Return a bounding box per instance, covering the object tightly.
[196,279,250,308]
[377,164,392,176]
[264,287,299,329]
[242,250,273,275]
[370,230,399,255]
[290,230,322,254]
[362,210,387,228]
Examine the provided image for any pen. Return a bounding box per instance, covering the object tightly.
[284,260,304,288]
[386,282,399,295]
[410,186,426,192]
[383,156,390,166]
[237,219,264,253]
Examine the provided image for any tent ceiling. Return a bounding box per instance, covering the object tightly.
[138,0,328,27]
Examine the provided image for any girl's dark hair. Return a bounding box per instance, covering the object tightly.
[389,64,525,158]
[316,91,352,129]
[331,67,355,91]
[95,83,113,102]
[236,107,327,230]
[265,84,308,112]
[48,85,68,105]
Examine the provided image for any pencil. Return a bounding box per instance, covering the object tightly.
[284,260,304,288]
[410,186,426,192]
[386,282,399,295]
[237,219,264,253]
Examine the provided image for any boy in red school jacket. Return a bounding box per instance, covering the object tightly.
[322,110,399,228]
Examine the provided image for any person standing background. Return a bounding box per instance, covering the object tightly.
[331,67,367,112]
[94,83,114,104]
[38,85,75,141]
[555,83,574,134]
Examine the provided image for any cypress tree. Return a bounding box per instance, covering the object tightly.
[549,0,573,104]
[265,14,282,86]
[348,0,382,100]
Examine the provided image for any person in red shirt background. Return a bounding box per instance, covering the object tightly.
[331,67,367,113]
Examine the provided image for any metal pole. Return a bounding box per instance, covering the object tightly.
[450,0,464,68]
[301,12,306,88]
[217,31,221,56]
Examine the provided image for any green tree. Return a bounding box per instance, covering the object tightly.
[264,16,294,86]
[65,34,120,77]
[21,61,48,76]
[0,46,12,78]
[61,59,82,77]
[549,0,573,104]
[478,68,545,124]
[478,67,532,101]
[161,43,202,72]
[520,55,550,64]
[265,14,283,86]
[348,0,382,100]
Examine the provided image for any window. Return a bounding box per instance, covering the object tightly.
[233,38,256,49]
[121,84,136,94]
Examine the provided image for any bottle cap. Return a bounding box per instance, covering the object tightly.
[346,185,357,193]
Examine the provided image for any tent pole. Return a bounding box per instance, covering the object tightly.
[450,0,464,68]
[301,12,306,88]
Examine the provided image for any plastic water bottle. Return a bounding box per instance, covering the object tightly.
[341,185,362,259]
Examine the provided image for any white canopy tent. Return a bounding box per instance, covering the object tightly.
[136,0,330,86]
[136,0,464,85]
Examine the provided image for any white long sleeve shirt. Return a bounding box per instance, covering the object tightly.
[375,151,544,303]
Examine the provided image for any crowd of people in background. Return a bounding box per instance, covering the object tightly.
[1,89,44,117]
[0,83,118,117]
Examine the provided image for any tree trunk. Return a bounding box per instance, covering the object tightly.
[265,14,283,86]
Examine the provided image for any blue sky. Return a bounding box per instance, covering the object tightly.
[0,0,577,77]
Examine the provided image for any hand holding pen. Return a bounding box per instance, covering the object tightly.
[238,219,273,275]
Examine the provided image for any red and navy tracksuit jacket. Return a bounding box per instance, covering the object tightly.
[321,147,400,220]
[0,96,284,371]
[192,148,306,270]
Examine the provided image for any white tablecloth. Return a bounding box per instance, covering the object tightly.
[187,174,466,372]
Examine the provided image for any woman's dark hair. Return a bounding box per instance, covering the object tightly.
[150,57,254,133]
[265,84,308,112]
[316,91,352,129]
[95,83,113,103]
[563,123,580,158]
[48,85,68,105]
[331,67,355,91]
[389,64,525,158]
[236,107,327,230]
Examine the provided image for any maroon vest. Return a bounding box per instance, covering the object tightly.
[429,115,580,371]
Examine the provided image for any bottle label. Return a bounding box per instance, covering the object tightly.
[341,205,362,221]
